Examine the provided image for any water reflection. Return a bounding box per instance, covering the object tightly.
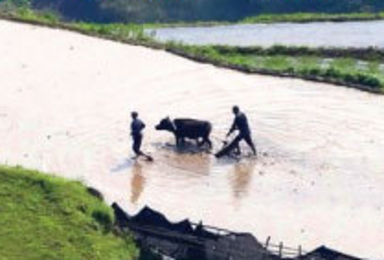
[229,160,256,201]
[156,146,213,176]
[130,162,146,205]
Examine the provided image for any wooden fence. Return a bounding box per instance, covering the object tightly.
[264,236,306,259]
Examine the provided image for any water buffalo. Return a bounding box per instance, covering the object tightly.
[155,117,212,148]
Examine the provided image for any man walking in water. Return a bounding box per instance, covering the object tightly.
[130,111,153,161]
[226,106,257,156]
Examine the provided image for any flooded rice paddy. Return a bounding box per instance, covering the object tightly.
[152,20,384,48]
[1,20,384,259]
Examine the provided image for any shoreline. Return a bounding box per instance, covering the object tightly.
[0,14,384,94]
[166,47,384,95]
[1,13,383,94]
[144,12,384,29]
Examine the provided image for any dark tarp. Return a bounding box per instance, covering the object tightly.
[301,246,362,260]
[112,203,268,260]
[194,222,220,240]
[112,204,365,260]
[131,206,173,229]
[113,203,196,235]
[203,233,267,260]
[112,202,132,227]
[173,220,195,235]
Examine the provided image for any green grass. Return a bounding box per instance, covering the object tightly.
[191,45,384,62]
[260,55,293,71]
[1,6,383,93]
[143,12,384,28]
[165,44,384,93]
[71,22,152,42]
[0,5,152,44]
[0,3,60,24]
[242,12,384,24]
[142,12,384,29]
[295,56,322,71]
[330,58,357,71]
[0,166,138,260]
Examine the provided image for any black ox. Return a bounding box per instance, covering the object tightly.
[155,117,212,148]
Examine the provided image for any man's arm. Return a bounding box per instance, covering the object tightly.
[140,121,146,131]
[227,118,237,137]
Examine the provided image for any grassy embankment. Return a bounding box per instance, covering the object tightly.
[145,11,384,28]
[167,44,384,93]
[0,166,138,260]
[1,6,383,93]
[0,6,152,43]
[242,12,384,24]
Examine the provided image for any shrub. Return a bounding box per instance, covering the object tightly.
[92,208,114,231]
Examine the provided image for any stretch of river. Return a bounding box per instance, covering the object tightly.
[1,20,384,259]
[151,20,384,48]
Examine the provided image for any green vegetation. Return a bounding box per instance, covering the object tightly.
[7,0,384,23]
[147,12,384,28]
[72,22,151,43]
[144,11,384,29]
[175,45,384,61]
[242,12,384,24]
[0,5,59,24]
[0,3,152,43]
[166,44,384,93]
[4,0,384,25]
[0,166,138,260]
[1,5,383,93]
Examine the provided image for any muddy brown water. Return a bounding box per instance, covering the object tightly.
[1,20,384,259]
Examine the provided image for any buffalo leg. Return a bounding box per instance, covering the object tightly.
[205,137,212,149]
[176,136,182,146]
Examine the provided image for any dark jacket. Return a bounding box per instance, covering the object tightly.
[229,112,251,136]
[131,118,145,137]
